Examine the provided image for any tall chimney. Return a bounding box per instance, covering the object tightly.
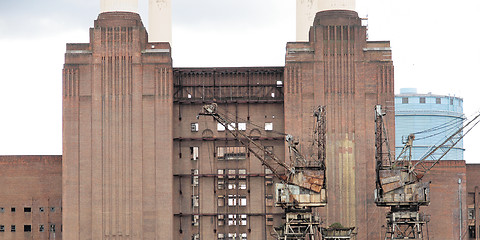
[100,0,138,13]
[296,0,355,41]
[148,0,172,43]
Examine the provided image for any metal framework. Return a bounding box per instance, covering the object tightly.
[374,105,480,240]
[200,103,327,240]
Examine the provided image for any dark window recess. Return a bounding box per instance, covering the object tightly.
[469,226,476,238]
[50,207,55,212]
[39,207,44,212]
[419,97,426,103]
[24,207,31,213]
[0,225,4,232]
[50,224,55,232]
[436,98,441,104]
[11,225,16,232]
[11,207,15,212]
[24,225,31,232]
[402,97,408,104]
[39,225,44,232]
[0,207,4,213]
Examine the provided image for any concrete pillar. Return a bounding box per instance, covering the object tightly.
[100,0,138,13]
[149,0,172,43]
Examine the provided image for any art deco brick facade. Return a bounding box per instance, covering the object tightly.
[63,12,174,239]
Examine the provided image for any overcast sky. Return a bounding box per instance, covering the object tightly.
[1,0,479,162]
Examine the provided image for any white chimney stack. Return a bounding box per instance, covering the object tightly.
[148,0,172,43]
[296,0,355,41]
[100,0,138,13]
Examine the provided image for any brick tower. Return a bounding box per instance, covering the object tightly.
[284,10,395,239]
[62,12,174,239]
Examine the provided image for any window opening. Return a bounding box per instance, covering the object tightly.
[191,123,199,132]
[265,122,273,131]
[191,147,199,161]
[24,225,32,232]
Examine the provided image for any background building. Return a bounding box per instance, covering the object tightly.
[395,88,464,160]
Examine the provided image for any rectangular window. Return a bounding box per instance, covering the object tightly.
[240,215,247,226]
[238,123,246,131]
[50,224,55,232]
[228,182,236,190]
[191,147,199,161]
[217,123,226,132]
[11,225,15,232]
[50,207,55,213]
[238,169,247,179]
[0,207,4,213]
[0,225,4,232]
[217,195,225,207]
[24,207,31,213]
[192,169,199,186]
[217,215,225,226]
[436,98,441,104]
[191,123,199,132]
[228,233,237,240]
[11,207,15,212]
[192,195,199,208]
[266,215,274,225]
[239,196,247,206]
[469,226,476,238]
[218,233,225,240]
[468,208,475,220]
[24,225,31,232]
[240,233,247,240]
[265,168,273,185]
[401,97,408,104]
[227,123,236,131]
[265,122,273,131]
[217,178,225,190]
[266,195,274,206]
[228,214,237,226]
[227,169,236,179]
[39,207,44,212]
[239,180,247,190]
[419,97,426,103]
[39,225,44,232]
[217,147,247,160]
[192,215,199,226]
[450,98,454,105]
[192,233,199,240]
[228,195,237,206]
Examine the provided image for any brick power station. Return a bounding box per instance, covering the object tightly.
[1,1,480,240]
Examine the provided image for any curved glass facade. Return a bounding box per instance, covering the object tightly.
[395,88,464,160]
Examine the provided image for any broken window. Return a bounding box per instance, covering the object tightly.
[191,123,199,132]
[50,224,55,232]
[39,225,44,232]
[218,215,225,226]
[0,225,4,232]
[192,233,199,240]
[217,147,247,161]
[265,122,273,131]
[39,207,44,212]
[191,147,199,161]
[238,123,246,131]
[228,214,237,226]
[24,225,31,232]
[192,215,199,226]
[24,207,31,213]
